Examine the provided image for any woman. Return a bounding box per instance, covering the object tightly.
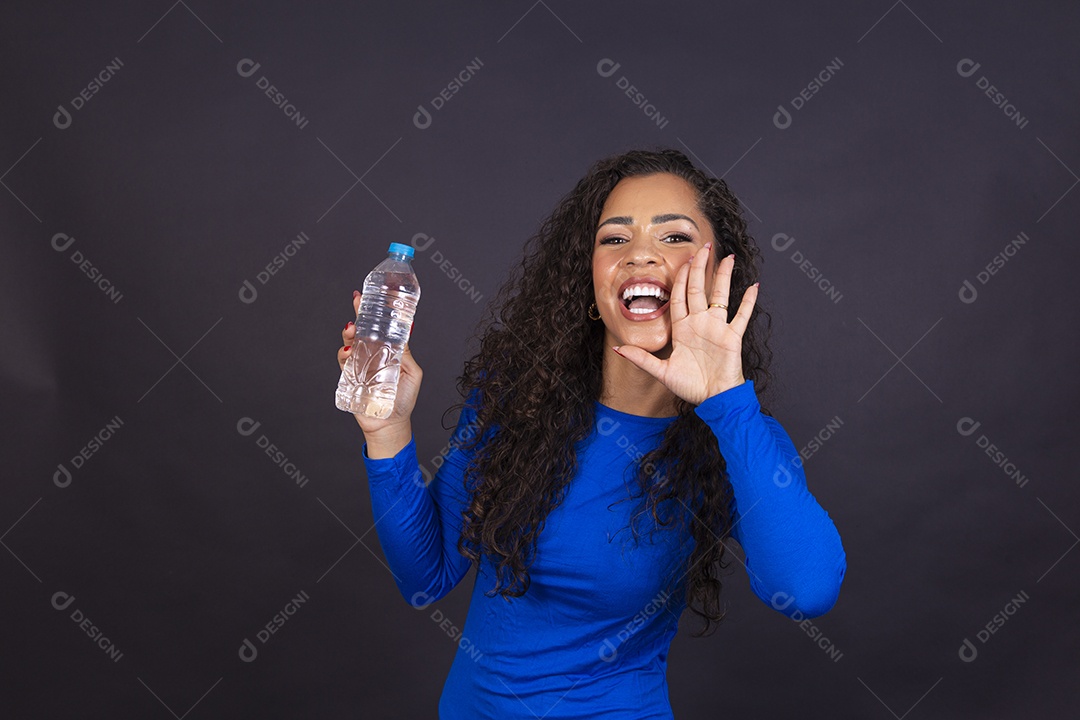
[337,148,846,718]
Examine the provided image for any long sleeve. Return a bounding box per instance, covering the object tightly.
[360,391,482,605]
[694,380,846,618]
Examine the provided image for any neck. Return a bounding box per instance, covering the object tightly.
[598,344,679,418]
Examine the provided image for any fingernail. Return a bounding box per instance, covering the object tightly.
[704,242,712,250]
[727,253,735,260]
[612,346,623,356]
[344,321,353,330]
[753,281,760,287]
[343,345,351,352]
[353,290,360,298]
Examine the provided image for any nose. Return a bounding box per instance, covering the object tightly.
[624,233,659,266]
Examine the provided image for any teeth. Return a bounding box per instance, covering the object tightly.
[621,284,670,302]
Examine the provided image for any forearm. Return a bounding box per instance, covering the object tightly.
[363,421,413,459]
[362,427,472,603]
[725,430,845,618]
[695,381,846,617]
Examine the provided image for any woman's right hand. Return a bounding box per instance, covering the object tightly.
[338,291,422,441]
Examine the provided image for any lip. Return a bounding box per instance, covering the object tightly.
[618,275,670,296]
[617,275,671,322]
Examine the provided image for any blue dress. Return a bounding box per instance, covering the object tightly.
[361,380,847,718]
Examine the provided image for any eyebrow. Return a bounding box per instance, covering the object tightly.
[597,213,699,231]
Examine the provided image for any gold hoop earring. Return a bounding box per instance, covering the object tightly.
[588,302,601,321]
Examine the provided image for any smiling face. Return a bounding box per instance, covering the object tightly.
[592,172,718,356]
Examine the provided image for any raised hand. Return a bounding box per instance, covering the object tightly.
[613,243,758,405]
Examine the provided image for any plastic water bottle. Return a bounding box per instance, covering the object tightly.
[336,242,420,418]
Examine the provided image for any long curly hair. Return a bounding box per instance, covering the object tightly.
[448,147,774,636]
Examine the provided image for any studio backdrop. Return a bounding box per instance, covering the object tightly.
[2,1,1077,717]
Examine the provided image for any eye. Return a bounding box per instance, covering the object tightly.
[598,233,693,245]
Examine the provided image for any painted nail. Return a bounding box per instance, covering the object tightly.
[343,345,351,352]
[353,290,361,298]
[344,321,353,330]
[727,253,735,260]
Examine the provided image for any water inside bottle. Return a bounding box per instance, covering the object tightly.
[336,268,419,418]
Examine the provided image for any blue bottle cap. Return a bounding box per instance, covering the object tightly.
[388,242,414,258]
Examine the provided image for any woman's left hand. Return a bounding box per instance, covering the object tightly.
[613,243,758,405]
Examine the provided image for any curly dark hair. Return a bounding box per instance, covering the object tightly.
[448,147,774,636]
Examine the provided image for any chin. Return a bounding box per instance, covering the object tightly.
[618,328,672,356]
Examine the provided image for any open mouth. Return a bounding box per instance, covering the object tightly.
[621,282,671,315]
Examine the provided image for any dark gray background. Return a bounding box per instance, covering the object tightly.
[2,1,1077,718]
